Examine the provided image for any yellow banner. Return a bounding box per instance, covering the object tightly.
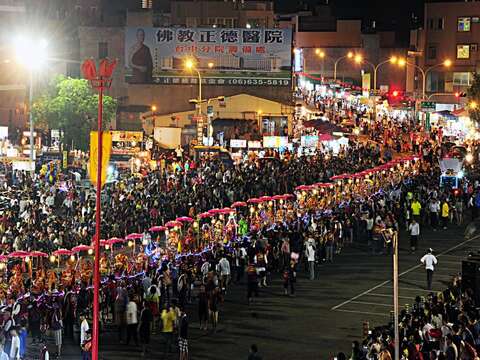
[89,131,112,188]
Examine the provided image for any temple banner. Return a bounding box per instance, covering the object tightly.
[125,27,292,86]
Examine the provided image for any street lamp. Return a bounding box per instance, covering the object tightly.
[315,48,325,59]
[14,35,48,172]
[333,51,354,81]
[354,55,405,121]
[394,58,451,98]
[185,58,215,144]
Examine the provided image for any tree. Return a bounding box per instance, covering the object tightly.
[467,72,480,124]
[32,75,117,151]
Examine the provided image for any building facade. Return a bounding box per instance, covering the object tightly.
[410,0,480,96]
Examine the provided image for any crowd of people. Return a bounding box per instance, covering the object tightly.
[335,274,480,360]
[0,88,479,360]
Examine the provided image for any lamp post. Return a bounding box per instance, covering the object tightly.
[401,59,451,99]
[355,55,401,121]
[185,59,214,143]
[81,58,117,360]
[333,51,354,81]
[14,36,48,172]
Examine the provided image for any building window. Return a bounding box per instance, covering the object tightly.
[142,0,152,9]
[437,18,444,30]
[457,44,470,59]
[427,18,434,29]
[98,42,108,59]
[427,17,444,30]
[453,72,472,86]
[458,17,471,32]
[427,45,437,60]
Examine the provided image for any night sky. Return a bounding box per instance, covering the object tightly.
[275,0,426,44]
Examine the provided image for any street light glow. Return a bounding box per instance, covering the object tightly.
[443,59,452,67]
[470,101,477,109]
[151,105,157,112]
[354,54,362,63]
[398,58,406,67]
[208,62,214,68]
[185,58,194,70]
[15,36,48,69]
[347,51,353,58]
[390,56,398,64]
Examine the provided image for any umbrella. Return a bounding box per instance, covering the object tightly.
[0,255,8,261]
[283,194,295,199]
[231,201,247,207]
[198,212,212,219]
[72,245,93,253]
[8,251,29,258]
[149,226,167,232]
[52,249,73,256]
[165,221,182,228]
[295,185,313,191]
[247,198,262,204]
[29,251,48,258]
[208,208,222,215]
[176,216,194,223]
[330,173,349,180]
[259,196,272,202]
[126,233,144,240]
[220,207,234,214]
[107,238,126,246]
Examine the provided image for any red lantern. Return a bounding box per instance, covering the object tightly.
[98,58,117,78]
[81,59,97,80]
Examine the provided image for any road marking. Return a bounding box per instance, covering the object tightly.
[331,234,480,310]
[368,293,414,300]
[349,300,392,307]
[335,309,390,317]
[331,280,390,310]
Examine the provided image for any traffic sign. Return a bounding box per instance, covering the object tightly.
[420,101,436,111]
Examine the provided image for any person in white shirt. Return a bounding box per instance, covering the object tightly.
[126,296,138,346]
[421,248,438,290]
[429,199,440,230]
[409,218,420,253]
[217,256,231,292]
[306,239,316,280]
[9,328,20,360]
[80,314,90,347]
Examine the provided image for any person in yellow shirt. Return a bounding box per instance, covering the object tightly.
[161,304,176,356]
[441,200,449,229]
[411,199,422,222]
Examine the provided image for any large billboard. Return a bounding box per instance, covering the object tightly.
[125,27,292,86]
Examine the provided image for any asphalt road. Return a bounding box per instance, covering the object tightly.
[31,222,477,360]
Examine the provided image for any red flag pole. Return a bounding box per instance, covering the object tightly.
[82,58,115,360]
[92,77,103,360]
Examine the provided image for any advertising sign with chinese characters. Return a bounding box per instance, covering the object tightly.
[125,27,292,86]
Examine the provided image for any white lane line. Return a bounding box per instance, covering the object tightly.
[335,309,390,317]
[368,293,414,300]
[331,280,390,310]
[349,300,392,307]
[331,234,480,310]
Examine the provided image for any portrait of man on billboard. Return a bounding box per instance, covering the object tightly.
[128,28,153,83]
